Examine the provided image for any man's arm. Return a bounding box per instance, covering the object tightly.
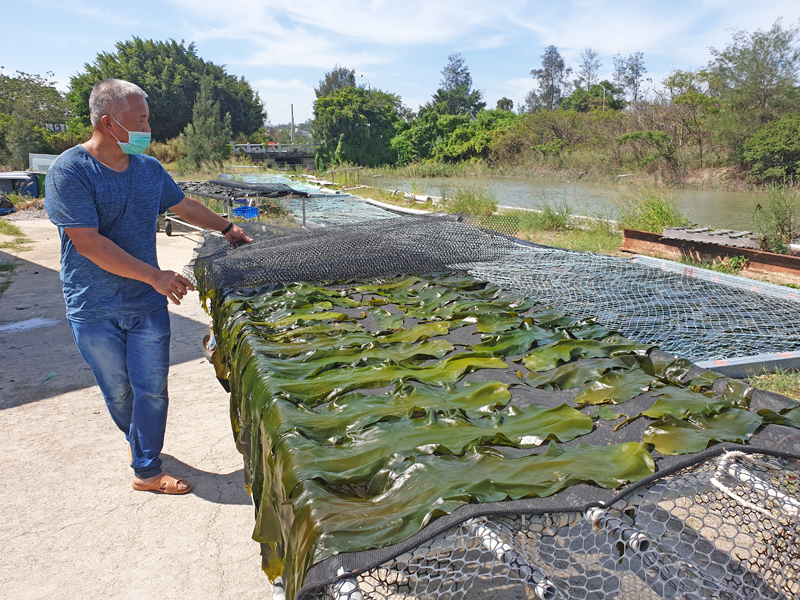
[65,228,193,305]
[170,196,253,245]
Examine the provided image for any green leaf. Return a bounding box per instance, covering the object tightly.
[524,356,639,390]
[523,338,653,373]
[596,405,624,421]
[642,387,747,419]
[688,371,726,392]
[461,311,523,333]
[642,409,762,455]
[757,403,800,429]
[528,308,594,330]
[472,321,565,356]
[573,368,663,406]
[366,307,405,330]
[641,355,694,384]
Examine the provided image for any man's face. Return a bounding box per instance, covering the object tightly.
[107,96,151,143]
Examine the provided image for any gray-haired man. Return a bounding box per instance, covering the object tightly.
[45,79,251,494]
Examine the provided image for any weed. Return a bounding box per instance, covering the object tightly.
[615,186,691,232]
[0,220,24,237]
[747,367,800,402]
[684,255,750,275]
[752,186,800,254]
[518,229,623,254]
[5,193,33,207]
[0,219,31,252]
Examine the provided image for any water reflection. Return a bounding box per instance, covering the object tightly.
[380,177,764,231]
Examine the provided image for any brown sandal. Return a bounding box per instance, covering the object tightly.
[132,473,192,495]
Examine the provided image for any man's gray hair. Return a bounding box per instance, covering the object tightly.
[88,79,148,127]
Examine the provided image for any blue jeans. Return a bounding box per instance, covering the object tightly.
[69,307,171,479]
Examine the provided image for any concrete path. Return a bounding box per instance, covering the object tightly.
[0,219,269,600]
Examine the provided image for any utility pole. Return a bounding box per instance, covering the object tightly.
[290,104,295,146]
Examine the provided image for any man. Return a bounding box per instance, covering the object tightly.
[45,79,251,494]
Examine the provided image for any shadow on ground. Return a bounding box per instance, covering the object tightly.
[0,249,212,410]
[159,454,251,506]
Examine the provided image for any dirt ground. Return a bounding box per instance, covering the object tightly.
[0,219,270,600]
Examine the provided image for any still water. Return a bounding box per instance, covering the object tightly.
[378,177,764,231]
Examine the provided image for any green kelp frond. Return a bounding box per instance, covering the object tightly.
[206,272,781,599]
[643,409,762,455]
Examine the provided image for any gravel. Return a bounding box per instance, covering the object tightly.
[2,200,48,221]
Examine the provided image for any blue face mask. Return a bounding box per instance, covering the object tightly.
[110,117,152,155]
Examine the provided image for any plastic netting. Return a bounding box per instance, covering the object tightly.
[300,451,800,600]
[285,195,396,225]
[465,246,800,362]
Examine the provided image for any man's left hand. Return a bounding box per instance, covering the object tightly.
[224,224,253,247]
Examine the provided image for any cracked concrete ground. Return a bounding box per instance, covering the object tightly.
[0,219,269,600]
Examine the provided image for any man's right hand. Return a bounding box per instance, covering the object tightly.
[149,270,196,305]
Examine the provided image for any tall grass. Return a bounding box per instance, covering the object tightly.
[441,179,497,216]
[365,162,469,179]
[615,187,691,232]
[514,202,573,231]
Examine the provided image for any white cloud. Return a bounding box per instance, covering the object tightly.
[254,78,317,123]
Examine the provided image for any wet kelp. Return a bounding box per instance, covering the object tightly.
[206,273,798,599]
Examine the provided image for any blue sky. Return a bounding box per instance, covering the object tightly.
[1,0,798,124]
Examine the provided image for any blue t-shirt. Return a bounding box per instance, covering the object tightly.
[45,146,185,322]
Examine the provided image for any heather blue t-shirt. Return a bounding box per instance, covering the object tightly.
[45,146,185,322]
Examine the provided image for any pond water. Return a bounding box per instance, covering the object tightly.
[378,177,765,231]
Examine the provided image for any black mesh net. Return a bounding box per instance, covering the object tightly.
[178,178,310,200]
[186,214,519,296]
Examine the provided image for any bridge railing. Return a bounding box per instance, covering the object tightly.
[232,142,320,155]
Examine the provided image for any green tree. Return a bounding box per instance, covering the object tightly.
[315,65,357,98]
[575,48,602,90]
[69,38,265,141]
[527,46,573,111]
[496,97,514,111]
[613,52,649,102]
[178,76,233,170]
[741,112,800,183]
[421,53,485,118]
[391,104,467,164]
[706,19,800,121]
[560,80,625,112]
[314,87,404,169]
[0,71,69,168]
[431,109,519,163]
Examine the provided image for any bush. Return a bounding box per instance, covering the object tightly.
[43,118,92,154]
[742,113,800,184]
[145,137,184,164]
[753,186,800,254]
[615,187,691,232]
